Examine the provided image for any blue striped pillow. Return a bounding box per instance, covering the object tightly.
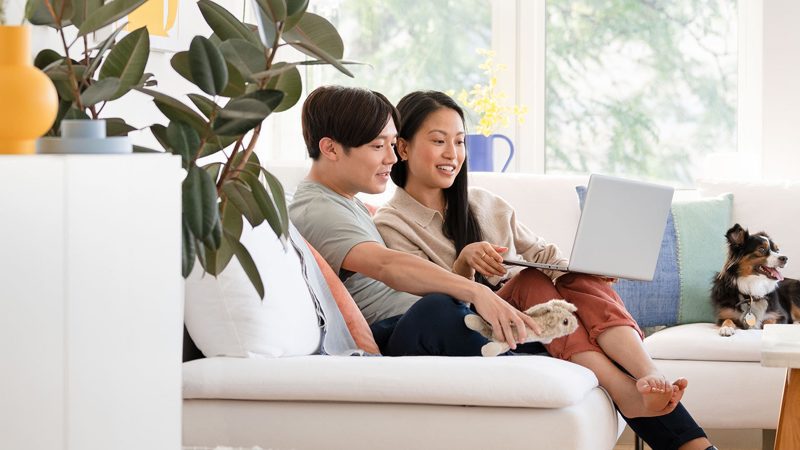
[576,187,732,327]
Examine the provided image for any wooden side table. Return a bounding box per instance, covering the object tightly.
[762,324,800,450]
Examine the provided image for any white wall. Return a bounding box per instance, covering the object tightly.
[762,0,800,181]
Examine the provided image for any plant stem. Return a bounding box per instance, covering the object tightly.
[260,22,284,89]
[216,136,243,190]
[45,0,85,113]
[232,124,261,178]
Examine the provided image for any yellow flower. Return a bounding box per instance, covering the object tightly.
[455,49,527,136]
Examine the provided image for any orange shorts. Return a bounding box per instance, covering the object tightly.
[496,268,643,360]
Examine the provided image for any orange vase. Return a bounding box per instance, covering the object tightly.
[0,26,58,154]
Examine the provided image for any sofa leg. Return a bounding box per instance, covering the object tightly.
[762,429,776,450]
[635,435,645,450]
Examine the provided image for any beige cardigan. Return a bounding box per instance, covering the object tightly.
[374,187,568,285]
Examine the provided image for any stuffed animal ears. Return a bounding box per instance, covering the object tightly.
[726,223,748,247]
[527,299,576,316]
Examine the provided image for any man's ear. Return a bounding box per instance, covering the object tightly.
[396,138,409,161]
[318,137,339,161]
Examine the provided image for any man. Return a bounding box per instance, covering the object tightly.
[289,85,540,356]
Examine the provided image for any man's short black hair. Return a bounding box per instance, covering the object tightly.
[301,86,400,159]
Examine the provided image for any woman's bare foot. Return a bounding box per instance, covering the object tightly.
[636,373,673,412]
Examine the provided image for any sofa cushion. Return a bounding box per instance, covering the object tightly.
[184,223,322,358]
[644,323,762,362]
[576,188,732,327]
[306,241,380,354]
[183,355,600,409]
[698,179,800,279]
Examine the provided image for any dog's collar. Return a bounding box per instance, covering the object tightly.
[736,293,768,308]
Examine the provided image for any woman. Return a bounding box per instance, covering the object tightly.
[374,90,716,450]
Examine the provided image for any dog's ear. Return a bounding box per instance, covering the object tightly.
[726,224,748,247]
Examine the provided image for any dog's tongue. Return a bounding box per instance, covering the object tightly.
[764,266,785,281]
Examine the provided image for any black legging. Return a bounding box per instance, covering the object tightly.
[370,293,707,450]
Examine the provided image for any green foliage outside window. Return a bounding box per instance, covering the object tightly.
[545,0,738,185]
[306,0,491,107]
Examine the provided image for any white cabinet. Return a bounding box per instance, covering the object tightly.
[0,155,183,450]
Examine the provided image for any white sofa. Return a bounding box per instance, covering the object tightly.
[183,167,799,449]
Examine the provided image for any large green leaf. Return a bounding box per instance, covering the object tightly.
[221,180,264,227]
[264,63,301,112]
[172,52,245,98]
[25,0,74,27]
[167,121,201,166]
[261,168,289,236]
[77,0,147,36]
[289,40,353,77]
[212,99,270,136]
[197,0,262,48]
[219,39,266,79]
[220,61,246,98]
[136,87,207,134]
[80,77,121,106]
[105,117,136,136]
[283,0,308,31]
[205,201,244,274]
[251,4,277,48]
[45,63,87,81]
[239,172,283,239]
[249,62,297,82]
[204,214,223,250]
[150,124,169,152]
[182,165,220,246]
[187,94,220,120]
[254,0,286,22]
[86,25,126,77]
[182,221,197,278]
[99,26,150,100]
[283,12,343,59]
[226,231,265,299]
[71,0,102,27]
[34,49,62,70]
[212,90,283,136]
[170,51,194,84]
[199,135,238,158]
[189,36,228,96]
[62,107,90,122]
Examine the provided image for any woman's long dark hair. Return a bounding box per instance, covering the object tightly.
[393,91,484,265]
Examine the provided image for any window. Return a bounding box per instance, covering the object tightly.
[543,0,738,185]
[306,0,492,104]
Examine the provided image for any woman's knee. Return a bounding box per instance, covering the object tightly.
[499,268,561,310]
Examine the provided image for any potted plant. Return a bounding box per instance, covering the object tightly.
[139,0,353,297]
[23,0,154,152]
[0,1,58,154]
[455,49,527,172]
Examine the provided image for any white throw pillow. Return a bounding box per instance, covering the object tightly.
[185,223,322,358]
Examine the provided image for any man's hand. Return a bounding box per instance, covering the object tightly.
[453,241,508,278]
[469,284,542,350]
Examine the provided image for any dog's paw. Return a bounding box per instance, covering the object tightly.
[719,325,736,337]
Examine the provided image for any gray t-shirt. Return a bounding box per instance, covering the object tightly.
[289,180,419,324]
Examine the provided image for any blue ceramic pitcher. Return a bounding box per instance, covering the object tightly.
[465,133,515,172]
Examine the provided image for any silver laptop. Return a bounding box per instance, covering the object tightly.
[503,174,674,281]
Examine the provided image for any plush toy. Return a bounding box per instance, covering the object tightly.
[464,299,579,357]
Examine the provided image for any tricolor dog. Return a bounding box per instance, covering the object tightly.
[711,224,800,336]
